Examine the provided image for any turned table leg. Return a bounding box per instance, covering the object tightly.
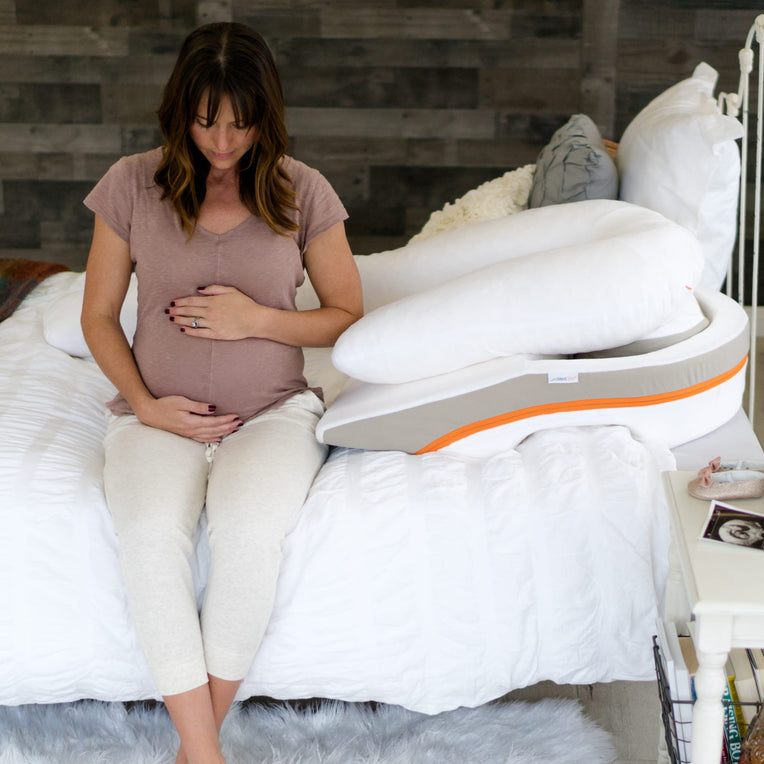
[691,647,729,764]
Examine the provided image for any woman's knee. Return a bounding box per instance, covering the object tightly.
[115,514,201,564]
[205,515,288,563]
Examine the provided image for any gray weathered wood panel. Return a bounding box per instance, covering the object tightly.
[0,0,760,273]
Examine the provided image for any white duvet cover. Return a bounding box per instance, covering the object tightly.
[1,273,675,711]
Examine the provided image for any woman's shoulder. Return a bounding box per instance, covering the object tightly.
[86,147,163,214]
[281,155,325,188]
[281,155,333,198]
[107,147,163,184]
[280,156,347,247]
[281,154,309,178]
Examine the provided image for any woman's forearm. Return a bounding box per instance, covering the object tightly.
[81,314,155,417]
[168,284,363,347]
[254,303,361,348]
[167,222,364,346]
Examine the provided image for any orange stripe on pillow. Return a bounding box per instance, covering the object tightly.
[416,354,748,454]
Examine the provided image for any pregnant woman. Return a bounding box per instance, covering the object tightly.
[81,21,362,764]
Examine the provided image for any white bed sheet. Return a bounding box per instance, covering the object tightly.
[0,273,687,711]
[671,407,763,470]
[253,428,674,713]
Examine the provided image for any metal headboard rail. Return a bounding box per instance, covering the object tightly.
[720,14,764,431]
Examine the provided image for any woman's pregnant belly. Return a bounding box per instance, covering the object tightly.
[132,315,308,421]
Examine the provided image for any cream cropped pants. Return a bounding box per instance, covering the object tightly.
[103,390,327,696]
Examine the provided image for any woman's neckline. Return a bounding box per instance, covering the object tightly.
[195,214,254,237]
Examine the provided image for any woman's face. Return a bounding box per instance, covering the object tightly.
[719,519,764,546]
[189,92,257,173]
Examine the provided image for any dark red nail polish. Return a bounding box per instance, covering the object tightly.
[169,316,175,322]
[170,301,176,307]
[180,327,185,333]
[197,286,207,290]
[164,308,170,314]
[208,405,217,412]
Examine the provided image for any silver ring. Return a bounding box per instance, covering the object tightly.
[191,317,200,329]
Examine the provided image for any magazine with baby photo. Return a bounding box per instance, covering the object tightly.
[701,500,764,551]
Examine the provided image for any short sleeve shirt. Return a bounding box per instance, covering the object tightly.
[84,148,348,421]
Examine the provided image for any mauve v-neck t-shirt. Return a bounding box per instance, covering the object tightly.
[84,148,348,422]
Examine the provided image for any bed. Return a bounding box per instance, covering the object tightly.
[1,33,762,716]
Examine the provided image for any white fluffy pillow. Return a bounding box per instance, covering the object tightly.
[43,273,138,357]
[331,200,704,384]
[617,62,744,291]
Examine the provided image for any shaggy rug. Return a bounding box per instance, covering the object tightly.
[0,697,616,763]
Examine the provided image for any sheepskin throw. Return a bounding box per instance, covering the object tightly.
[409,164,535,243]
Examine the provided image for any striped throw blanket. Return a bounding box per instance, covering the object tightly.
[0,258,69,322]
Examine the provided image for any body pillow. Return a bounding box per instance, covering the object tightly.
[331,200,704,384]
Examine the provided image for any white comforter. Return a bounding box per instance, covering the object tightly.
[0,273,675,711]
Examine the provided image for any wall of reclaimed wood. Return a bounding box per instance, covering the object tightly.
[0,0,762,272]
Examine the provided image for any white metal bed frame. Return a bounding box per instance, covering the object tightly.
[722,14,764,430]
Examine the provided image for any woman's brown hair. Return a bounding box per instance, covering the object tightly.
[154,22,297,236]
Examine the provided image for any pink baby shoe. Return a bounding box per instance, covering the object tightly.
[688,457,764,501]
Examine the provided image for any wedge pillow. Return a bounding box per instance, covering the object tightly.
[331,200,704,384]
[617,62,744,291]
[529,113,618,207]
[318,288,747,457]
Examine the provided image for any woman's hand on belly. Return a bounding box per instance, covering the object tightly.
[136,395,242,443]
[167,285,263,341]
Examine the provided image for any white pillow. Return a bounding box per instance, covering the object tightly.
[306,198,694,317]
[331,200,704,384]
[43,273,138,357]
[617,62,744,291]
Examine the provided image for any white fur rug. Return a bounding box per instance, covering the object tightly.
[0,697,616,763]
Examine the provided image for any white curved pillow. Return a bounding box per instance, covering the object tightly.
[302,198,695,316]
[617,62,744,291]
[331,200,704,384]
[43,273,138,358]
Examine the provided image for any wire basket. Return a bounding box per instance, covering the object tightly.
[653,636,763,764]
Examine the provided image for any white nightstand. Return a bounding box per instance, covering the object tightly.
[663,470,764,764]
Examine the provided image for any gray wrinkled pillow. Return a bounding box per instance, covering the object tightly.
[529,114,618,208]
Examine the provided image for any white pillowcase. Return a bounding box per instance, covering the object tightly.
[331,200,704,384]
[617,62,744,291]
[43,272,138,358]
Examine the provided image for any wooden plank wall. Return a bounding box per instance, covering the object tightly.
[0,0,761,271]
